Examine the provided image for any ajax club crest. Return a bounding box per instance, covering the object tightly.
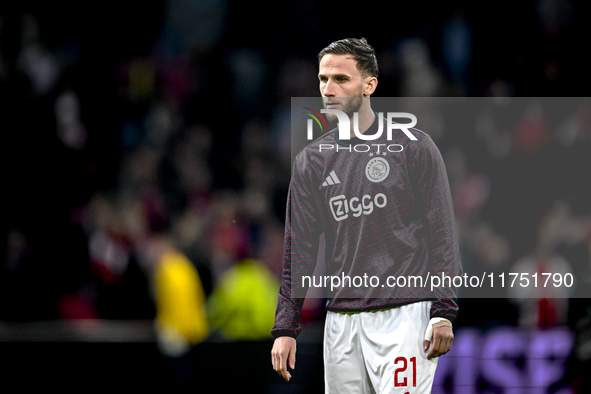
[365,157,390,183]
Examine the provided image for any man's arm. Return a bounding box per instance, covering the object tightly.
[411,135,462,358]
[271,156,322,379]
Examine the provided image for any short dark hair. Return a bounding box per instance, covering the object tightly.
[318,38,378,78]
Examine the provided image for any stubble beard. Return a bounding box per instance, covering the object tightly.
[324,94,364,123]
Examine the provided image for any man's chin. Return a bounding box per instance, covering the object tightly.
[325,110,357,124]
[323,97,363,123]
[326,113,338,123]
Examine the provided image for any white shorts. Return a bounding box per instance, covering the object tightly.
[324,301,438,394]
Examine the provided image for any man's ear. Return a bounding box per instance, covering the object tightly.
[363,76,378,97]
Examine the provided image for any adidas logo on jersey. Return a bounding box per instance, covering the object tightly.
[322,171,341,187]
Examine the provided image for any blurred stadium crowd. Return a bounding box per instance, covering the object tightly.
[1,0,591,391]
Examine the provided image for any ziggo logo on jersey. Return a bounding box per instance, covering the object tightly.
[329,193,387,221]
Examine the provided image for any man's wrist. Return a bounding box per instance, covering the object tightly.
[424,317,452,341]
[271,330,298,340]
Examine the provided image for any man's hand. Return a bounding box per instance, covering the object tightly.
[424,325,454,359]
[423,318,454,359]
[271,336,296,381]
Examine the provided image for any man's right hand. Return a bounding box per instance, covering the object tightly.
[271,336,296,381]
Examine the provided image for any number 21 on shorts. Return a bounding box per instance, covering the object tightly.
[394,356,416,390]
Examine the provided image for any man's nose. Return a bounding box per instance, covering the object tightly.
[322,80,335,97]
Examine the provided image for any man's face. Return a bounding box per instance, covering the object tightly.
[318,54,365,123]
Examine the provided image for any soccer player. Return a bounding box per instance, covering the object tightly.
[271,38,462,393]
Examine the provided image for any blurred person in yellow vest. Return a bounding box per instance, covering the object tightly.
[207,258,279,340]
[147,233,210,357]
